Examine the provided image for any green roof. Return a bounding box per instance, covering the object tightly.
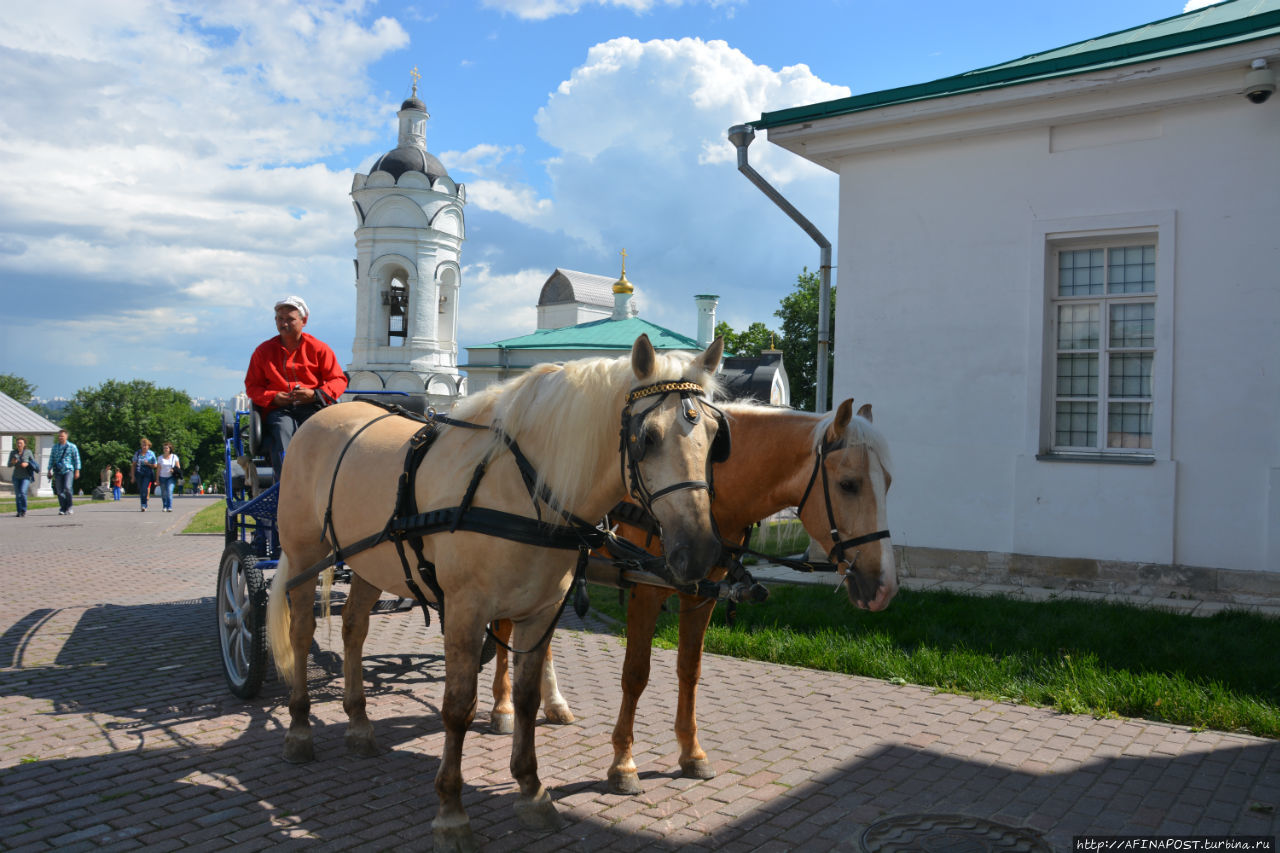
[756,0,1280,129]
[471,316,701,351]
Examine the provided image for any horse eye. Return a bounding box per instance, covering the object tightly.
[839,478,860,495]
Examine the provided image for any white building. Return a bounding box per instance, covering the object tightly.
[751,1,1280,601]
[346,85,467,408]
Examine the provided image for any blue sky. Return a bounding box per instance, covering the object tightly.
[0,0,1208,400]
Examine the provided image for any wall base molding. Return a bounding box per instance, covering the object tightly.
[898,546,1280,607]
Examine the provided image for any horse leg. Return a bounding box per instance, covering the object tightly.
[509,616,562,833]
[342,574,383,757]
[607,585,666,795]
[283,575,319,764]
[433,606,486,853]
[541,645,574,724]
[674,592,717,780]
[489,619,514,734]
[491,620,572,734]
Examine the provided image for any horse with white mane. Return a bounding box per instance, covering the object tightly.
[267,335,726,851]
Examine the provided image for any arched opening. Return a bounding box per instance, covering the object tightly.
[384,273,409,346]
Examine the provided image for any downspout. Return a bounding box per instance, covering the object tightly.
[727,123,830,414]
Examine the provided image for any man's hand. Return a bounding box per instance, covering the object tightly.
[274,386,316,406]
[74,470,80,480]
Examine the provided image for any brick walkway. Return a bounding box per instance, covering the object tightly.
[1,499,1277,851]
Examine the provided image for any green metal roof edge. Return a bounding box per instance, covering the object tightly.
[756,5,1280,129]
[471,317,701,350]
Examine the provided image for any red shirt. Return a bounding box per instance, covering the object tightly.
[245,333,348,410]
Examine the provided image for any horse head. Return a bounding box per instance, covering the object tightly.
[622,334,726,586]
[798,398,897,612]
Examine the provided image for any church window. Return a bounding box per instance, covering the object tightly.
[385,279,409,346]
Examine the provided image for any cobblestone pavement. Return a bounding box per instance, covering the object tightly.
[2,498,1278,852]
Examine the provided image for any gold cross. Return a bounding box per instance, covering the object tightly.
[410,66,421,96]
[619,248,627,275]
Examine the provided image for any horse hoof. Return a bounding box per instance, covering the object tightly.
[489,712,514,735]
[544,703,575,725]
[514,789,563,833]
[680,758,716,780]
[607,771,643,796]
[432,820,479,853]
[282,735,315,764]
[345,732,381,757]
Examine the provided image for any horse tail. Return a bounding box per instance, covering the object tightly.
[266,554,296,687]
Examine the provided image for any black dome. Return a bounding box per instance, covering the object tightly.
[371,146,450,181]
[401,96,426,111]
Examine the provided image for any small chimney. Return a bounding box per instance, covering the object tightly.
[694,294,719,348]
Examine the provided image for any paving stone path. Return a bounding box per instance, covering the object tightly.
[1,498,1277,851]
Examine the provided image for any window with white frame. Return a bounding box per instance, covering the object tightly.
[1051,242,1155,454]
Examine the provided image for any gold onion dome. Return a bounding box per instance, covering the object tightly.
[613,249,634,294]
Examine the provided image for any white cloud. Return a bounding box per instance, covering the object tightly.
[0,0,406,397]
[487,37,847,331]
[482,0,741,22]
[459,262,546,342]
[1183,0,1219,10]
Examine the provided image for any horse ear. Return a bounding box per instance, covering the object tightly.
[826,398,854,444]
[857,403,873,422]
[631,334,656,380]
[697,335,724,375]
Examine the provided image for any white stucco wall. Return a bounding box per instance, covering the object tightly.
[830,89,1280,573]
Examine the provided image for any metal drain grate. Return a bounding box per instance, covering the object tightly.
[861,813,1053,853]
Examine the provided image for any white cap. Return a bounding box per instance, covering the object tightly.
[274,295,309,319]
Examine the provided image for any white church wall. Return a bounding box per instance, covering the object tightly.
[832,92,1280,575]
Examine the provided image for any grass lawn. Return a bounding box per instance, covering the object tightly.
[586,582,1280,739]
[183,500,228,534]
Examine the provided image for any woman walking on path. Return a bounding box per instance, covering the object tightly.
[157,442,180,513]
[8,437,37,517]
[131,438,158,512]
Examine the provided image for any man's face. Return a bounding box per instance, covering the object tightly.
[275,306,306,341]
[57,432,67,444]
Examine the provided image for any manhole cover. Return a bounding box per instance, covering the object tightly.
[861,814,1052,853]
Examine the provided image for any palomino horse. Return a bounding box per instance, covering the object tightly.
[489,398,896,795]
[267,335,725,852]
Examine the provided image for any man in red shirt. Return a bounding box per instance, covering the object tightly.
[245,295,348,479]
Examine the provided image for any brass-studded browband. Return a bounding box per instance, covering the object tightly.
[625,381,707,405]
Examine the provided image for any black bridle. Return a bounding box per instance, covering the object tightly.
[796,435,891,576]
[619,380,730,511]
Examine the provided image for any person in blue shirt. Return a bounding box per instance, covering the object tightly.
[47,429,81,516]
[130,438,158,512]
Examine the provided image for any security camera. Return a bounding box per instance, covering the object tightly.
[1244,59,1275,104]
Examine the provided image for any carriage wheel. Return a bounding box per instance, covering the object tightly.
[217,542,269,699]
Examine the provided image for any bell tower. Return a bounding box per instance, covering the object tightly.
[347,69,467,407]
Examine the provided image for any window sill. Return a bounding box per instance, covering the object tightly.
[1036,452,1155,465]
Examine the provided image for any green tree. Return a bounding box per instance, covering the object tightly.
[775,268,835,412]
[713,320,778,358]
[0,373,36,405]
[62,380,223,494]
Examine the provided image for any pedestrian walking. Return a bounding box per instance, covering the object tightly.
[7,437,38,517]
[47,430,81,515]
[157,442,181,513]
[130,438,158,512]
[112,466,123,501]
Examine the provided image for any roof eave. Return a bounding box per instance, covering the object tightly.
[761,36,1280,166]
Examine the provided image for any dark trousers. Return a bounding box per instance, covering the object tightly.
[265,404,321,480]
[53,471,74,512]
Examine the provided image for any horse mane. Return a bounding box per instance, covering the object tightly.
[451,349,721,514]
